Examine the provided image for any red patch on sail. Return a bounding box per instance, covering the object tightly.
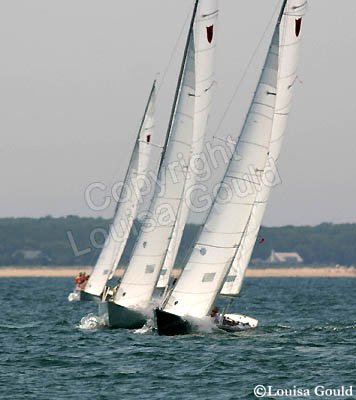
[206,25,214,43]
[295,18,302,37]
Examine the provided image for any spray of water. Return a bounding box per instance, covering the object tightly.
[186,316,219,335]
[78,313,107,330]
[68,291,80,302]
[134,319,155,335]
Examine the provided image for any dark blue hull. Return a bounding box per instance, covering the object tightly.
[155,308,191,336]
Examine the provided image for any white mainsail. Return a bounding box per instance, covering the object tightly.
[113,0,218,309]
[85,81,156,297]
[157,0,219,289]
[221,0,307,297]
[163,2,285,320]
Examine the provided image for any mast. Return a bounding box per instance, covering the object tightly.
[84,80,157,297]
[157,0,199,174]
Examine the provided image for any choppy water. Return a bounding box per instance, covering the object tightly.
[0,277,355,399]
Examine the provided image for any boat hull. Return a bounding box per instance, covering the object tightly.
[100,301,147,329]
[218,313,258,333]
[68,289,101,302]
[155,310,258,335]
[80,290,101,302]
[155,308,191,336]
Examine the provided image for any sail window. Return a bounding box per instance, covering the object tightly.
[146,135,151,143]
[160,269,167,276]
[226,275,236,283]
[200,247,207,256]
[145,265,155,274]
[202,273,216,283]
[143,242,147,248]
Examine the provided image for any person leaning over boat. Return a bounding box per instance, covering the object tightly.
[210,306,220,324]
[75,272,89,290]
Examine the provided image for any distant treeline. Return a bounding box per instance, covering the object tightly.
[0,217,355,267]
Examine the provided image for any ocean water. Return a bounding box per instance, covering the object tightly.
[0,277,355,400]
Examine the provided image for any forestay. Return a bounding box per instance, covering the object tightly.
[221,0,307,296]
[157,0,219,289]
[85,82,156,297]
[114,0,218,309]
[163,5,283,319]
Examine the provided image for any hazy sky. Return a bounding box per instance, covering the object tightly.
[1,0,355,226]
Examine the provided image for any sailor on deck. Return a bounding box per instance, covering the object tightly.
[210,306,220,324]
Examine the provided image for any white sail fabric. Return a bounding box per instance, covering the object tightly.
[157,0,219,288]
[114,0,218,309]
[85,82,156,297]
[221,0,307,296]
[163,10,282,320]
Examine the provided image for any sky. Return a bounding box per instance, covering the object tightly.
[0,0,355,226]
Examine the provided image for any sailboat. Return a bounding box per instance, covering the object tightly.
[68,80,157,302]
[100,0,219,329]
[221,0,306,300]
[155,0,307,336]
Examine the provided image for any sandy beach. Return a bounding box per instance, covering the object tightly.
[0,266,355,278]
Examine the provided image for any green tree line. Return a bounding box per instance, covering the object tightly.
[0,217,355,267]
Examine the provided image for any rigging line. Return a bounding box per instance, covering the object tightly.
[212,0,284,137]
[156,1,195,95]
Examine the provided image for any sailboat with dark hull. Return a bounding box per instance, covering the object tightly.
[102,0,219,329]
[155,0,306,336]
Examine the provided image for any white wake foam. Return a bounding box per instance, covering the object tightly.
[186,316,218,334]
[78,313,107,330]
[134,319,155,334]
[68,291,80,302]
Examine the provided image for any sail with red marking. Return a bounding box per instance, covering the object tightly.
[162,2,283,319]
[221,0,307,297]
[84,81,157,297]
[156,0,219,290]
[113,0,219,310]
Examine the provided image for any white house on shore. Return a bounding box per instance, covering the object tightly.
[267,250,304,265]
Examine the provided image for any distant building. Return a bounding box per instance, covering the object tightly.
[14,249,43,260]
[12,249,51,263]
[267,250,304,265]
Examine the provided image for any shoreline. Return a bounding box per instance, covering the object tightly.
[0,266,355,278]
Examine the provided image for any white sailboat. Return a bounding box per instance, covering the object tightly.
[102,0,219,329]
[69,80,157,302]
[221,0,307,299]
[157,0,219,292]
[155,0,306,336]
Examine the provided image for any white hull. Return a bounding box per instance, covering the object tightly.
[218,313,258,333]
[67,289,101,303]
